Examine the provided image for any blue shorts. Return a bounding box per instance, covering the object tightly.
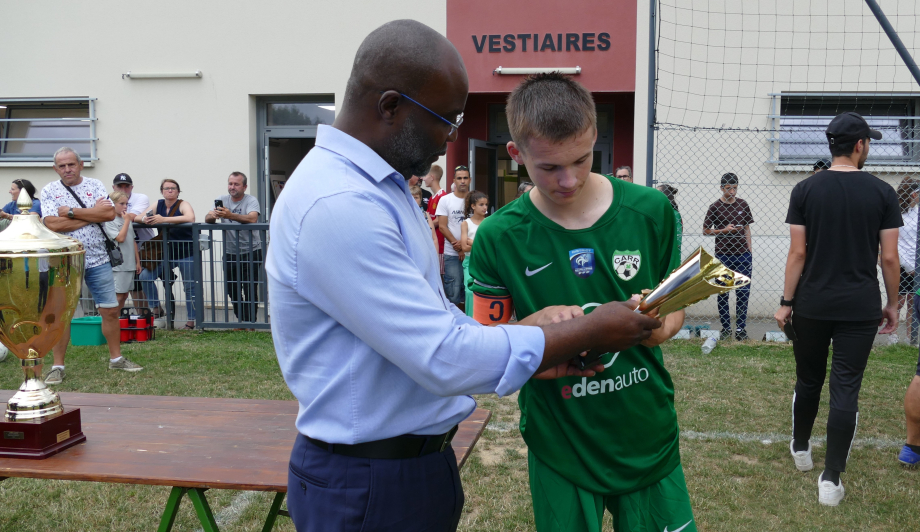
[84,263,119,309]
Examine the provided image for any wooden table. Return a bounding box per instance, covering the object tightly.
[0,392,491,531]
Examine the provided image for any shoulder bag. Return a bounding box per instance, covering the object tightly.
[61,181,124,267]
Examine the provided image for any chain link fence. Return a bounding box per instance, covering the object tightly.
[654,124,920,344]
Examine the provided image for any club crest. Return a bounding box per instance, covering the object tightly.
[613,250,641,281]
[569,248,595,278]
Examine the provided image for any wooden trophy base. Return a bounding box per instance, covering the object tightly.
[0,406,86,459]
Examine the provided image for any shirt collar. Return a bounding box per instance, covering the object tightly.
[315,125,402,183]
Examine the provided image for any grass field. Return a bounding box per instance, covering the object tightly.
[0,332,916,531]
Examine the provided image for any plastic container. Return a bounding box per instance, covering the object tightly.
[701,337,717,354]
[70,316,106,346]
[119,317,133,342]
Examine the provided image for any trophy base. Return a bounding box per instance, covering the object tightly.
[0,407,86,459]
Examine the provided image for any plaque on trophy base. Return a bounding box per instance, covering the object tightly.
[0,406,86,459]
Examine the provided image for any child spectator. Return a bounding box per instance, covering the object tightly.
[105,191,140,314]
[461,190,488,316]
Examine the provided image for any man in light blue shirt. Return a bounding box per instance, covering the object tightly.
[266,19,661,532]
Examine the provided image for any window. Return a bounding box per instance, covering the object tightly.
[0,98,97,163]
[266,103,334,126]
[770,93,920,165]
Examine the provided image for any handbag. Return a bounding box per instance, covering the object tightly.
[60,181,125,267]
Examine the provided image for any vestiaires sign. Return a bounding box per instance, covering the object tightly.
[472,33,611,53]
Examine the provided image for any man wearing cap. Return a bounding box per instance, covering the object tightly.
[113,173,154,309]
[774,111,900,506]
[436,165,470,309]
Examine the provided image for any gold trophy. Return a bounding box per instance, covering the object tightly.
[577,247,751,370]
[636,246,752,317]
[0,190,86,458]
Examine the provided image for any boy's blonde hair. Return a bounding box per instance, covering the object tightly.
[506,72,596,152]
[110,191,128,204]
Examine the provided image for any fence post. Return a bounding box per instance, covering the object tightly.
[193,223,203,327]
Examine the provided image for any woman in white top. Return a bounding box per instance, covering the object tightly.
[896,178,920,344]
[461,190,489,317]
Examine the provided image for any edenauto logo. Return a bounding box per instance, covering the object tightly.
[560,352,650,399]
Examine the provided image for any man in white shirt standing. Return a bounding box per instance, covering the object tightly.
[113,173,154,309]
[436,166,470,309]
[41,147,144,384]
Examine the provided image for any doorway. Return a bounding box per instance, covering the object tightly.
[257,98,334,219]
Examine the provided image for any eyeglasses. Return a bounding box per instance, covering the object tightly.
[398,93,463,136]
[162,187,178,191]
[455,165,469,171]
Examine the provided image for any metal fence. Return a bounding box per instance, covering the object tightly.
[78,223,270,330]
[654,124,920,344]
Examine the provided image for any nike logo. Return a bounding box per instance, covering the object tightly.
[525,263,552,276]
[664,520,693,532]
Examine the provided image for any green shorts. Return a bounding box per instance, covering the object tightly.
[529,451,696,532]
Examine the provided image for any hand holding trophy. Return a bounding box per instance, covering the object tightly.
[0,189,86,457]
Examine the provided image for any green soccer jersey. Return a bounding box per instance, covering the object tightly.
[470,176,683,495]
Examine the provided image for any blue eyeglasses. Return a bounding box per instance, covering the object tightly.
[397,93,464,136]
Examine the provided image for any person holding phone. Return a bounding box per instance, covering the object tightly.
[205,172,262,326]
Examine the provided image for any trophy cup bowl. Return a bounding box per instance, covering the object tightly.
[0,190,86,457]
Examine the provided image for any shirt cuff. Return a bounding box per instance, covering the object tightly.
[493,324,545,397]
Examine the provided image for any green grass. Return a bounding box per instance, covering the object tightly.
[0,334,917,531]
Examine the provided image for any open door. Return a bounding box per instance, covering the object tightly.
[469,139,500,213]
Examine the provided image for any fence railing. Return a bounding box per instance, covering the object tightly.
[78,223,270,330]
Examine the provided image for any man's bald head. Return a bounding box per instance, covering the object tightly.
[335,20,469,180]
[344,19,466,107]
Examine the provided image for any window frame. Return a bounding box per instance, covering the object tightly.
[769,92,920,167]
[0,97,97,165]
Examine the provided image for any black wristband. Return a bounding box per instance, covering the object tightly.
[780,297,794,307]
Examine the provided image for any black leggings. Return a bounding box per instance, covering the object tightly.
[791,314,877,473]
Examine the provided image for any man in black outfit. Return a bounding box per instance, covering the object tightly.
[774,112,901,506]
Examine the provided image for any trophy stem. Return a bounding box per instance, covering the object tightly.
[6,358,63,421]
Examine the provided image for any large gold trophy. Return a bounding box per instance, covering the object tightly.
[0,190,86,458]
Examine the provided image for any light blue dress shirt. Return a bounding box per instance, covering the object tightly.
[267,125,545,444]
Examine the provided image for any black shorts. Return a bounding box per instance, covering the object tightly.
[899,266,915,295]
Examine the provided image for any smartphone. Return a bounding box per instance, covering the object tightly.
[146,210,154,219]
[783,321,798,342]
[214,200,224,209]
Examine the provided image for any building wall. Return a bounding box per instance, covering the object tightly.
[0,0,445,219]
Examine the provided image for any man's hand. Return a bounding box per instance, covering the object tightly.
[723,224,738,233]
[213,206,230,219]
[95,197,113,208]
[582,300,661,354]
[879,303,899,334]
[451,240,462,252]
[774,305,792,330]
[527,305,604,380]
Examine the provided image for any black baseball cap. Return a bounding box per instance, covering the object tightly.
[825,112,882,145]
[113,173,133,185]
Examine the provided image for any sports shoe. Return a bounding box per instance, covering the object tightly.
[44,367,65,385]
[719,329,732,341]
[109,357,144,372]
[790,439,814,471]
[898,444,920,466]
[818,472,845,506]
[735,329,749,341]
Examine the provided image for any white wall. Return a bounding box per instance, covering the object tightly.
[0,0,445,218]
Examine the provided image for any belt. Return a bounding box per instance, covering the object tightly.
[306,425,458,460]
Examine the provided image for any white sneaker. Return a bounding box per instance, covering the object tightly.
[888,334,899,345]
[818,473,845,506]
[790,439,814,471]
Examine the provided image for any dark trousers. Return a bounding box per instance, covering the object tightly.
[716,252,752,331]
[791,315,877,472]
[224,249,262,323]
[287,434,464,532]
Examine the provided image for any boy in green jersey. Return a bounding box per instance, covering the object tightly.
[470,74,694,532]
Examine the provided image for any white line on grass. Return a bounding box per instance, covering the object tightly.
[195,490,258,532]
[681,430,904,449]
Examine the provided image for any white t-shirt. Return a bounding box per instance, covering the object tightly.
[435,193,467,257]
[899,206,918,271]
[40,177,110,268]
[127,192,156,242]
[463,217,481,258]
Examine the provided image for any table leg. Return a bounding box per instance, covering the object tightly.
[187,487,220,532]
[157,486,221,532]
[157,487,186,532]
[261,492,287,532]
